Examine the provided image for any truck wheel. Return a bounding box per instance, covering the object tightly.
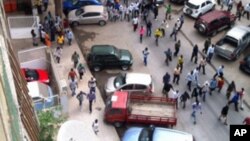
[114,122,123,128]
[121,65,129,71]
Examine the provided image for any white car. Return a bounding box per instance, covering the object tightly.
[68,5,108,26]
[183,0,216,18]
[105,73,154,96]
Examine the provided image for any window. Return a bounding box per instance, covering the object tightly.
[75,8,84,16]
[134,84,147,90]
[220,17,229,23]
[120,84,133,90]
[109,109,123,115]
[201,2,206,7]
[186,2,199,9]
[210,19,220,26]
[104,55,118,62]
[206,1,212,4]
[82,12,101,17]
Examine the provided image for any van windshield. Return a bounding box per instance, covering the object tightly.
[186,2,199,9]
[114,74,125,88]
[223,36,238,47]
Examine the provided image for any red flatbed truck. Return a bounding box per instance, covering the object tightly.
[104,91,177,127]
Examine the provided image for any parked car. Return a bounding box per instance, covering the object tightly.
[68,5,108,26]
[87,44,133,72]
[63,0,102,15]
[170,0,186,4]
[27,82,55,111]
[105,73,154,96]
[215,26,250,60]
[240,55,250,74]
[183,0,215,18]
[21,68,49,83]
[122,126,194,141]
[194,10,236,36]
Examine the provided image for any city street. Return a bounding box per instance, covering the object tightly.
[72,1,250,141]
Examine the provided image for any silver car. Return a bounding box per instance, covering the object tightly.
[68,5,108,26]
[215,26,250,60]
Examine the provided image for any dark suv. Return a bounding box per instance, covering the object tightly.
[194,10,236,36]
[87,45,133,72]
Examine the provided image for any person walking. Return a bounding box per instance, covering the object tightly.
[132,16,139,32]
[172,90,180,109]
[163,83,174,98]
[239,88,245,110]
[226,81,236,100]
[191,100,202,124]
[165,4,172,20]
[139,26,145,43]
[57,33,64,48]
[31,29,38,46]
[180,91,190,109]
[177,55,184,73]
[186,70,194,91]
[201,81,209,102]
[209,77,217,95]
[242,3,250,20]
[174,40,181,57]
[146,20,152,37]
[178,14,184,30]
[87,90,96,113]
[77,63,85,81]
[218,104,229,125]
[193,67,200,85]
[69,79,78,96]
[71,51,80,68]
[68,68,77,81]
[227,0,234,12]
[228,92,240,112]
[164,48,172,66]
[203,38,211,54]
[170,23,178,41]
[88,77,97,93]
[54,46,62,63]
[66,30,73,46]
[198,57,206,75]
[41,29,46,45]
[173,65,181,85]
[142,48,149,66]
[191,44,199,64]
[214,65,224,78]
[154,28,162,46]
[92,119,99,135]
[162,72,171,93]
[206,44,215,63]
[153,6,158,20]
[217,76,225,93]
[76,91,86,111]
[191,86,200,102]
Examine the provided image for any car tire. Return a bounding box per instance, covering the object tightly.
[121,65,129,71]
[114,121,123,128]
[72,21,79,27]
[99,20,106,26]
[198,24,206,33]
[93,66,101,72]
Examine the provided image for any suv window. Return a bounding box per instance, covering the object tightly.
[76,8,84,16]
[220,16,229,22]
[104,55,118,62]
[201,2,206,7]
[121,84,134,90]
[134,84,147,90]
[210,19,220,26]
[83,12,100,17]
[206,1,212,4]
[186,2,199,9]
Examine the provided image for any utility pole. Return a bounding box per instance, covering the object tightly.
[54,0,63,17]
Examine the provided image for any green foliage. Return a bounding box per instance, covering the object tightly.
[38,107,66,141]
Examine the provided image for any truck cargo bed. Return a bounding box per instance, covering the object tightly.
[130,102,174,117]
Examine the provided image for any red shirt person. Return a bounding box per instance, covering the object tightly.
[243,117,250,125]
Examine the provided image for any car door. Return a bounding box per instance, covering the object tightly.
[238,33,249,53]
[205,0,213,12]
[208,19,220,33]
[219,16,230,30]
[200,2,206,14]
[104,55,120,67]
[119,84,134,92]
[81,12,97,24]
[133,84,149,95]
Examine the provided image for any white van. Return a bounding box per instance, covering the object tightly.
[27,82,55,110]
[183,0,215,18]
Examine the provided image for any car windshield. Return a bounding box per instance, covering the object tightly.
[75,8,84,16]
[224,36,238,47]
[186,2,199,9]
[25,69,39,80]
[139,127,154,141]
[114,74,125,88]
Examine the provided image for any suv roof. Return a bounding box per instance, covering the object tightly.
[199,10,231,23]
[91,45,117,55]
[84,5,104,13]
[126,73,152,86]
[226,26,250,40]
[188,0,208,5]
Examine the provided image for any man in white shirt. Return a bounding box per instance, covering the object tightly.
[206,44,215,63]
[243,3,250,20]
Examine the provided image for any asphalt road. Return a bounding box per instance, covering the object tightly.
[72,1,250,140]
